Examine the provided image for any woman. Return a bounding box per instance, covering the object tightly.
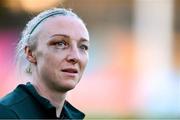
[0,8,89,119]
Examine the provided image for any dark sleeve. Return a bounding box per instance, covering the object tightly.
[0,104,18,119]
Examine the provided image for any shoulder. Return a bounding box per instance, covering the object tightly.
[0,84,28,106]
[0,84,45,118]
[0,84,33,117]
[0,85,28,118]
[0,104,18,118]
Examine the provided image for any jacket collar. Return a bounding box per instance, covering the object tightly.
[24,82,85,119]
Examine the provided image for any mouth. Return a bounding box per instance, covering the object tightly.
[61,68,78,74]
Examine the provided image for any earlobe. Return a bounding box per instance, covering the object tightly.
[25,46,37,64]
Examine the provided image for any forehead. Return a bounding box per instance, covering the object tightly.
[39,15,89,41]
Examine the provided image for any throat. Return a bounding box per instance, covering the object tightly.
[56,103,64,118]
[31,81,67,115]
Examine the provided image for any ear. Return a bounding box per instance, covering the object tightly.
[25,46,37,64]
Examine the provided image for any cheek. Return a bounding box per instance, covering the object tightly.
[44,53,62,68]
[38,53,62,81]
[80,54,89,70]
[37,51,61,71]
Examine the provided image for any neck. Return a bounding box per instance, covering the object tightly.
[31,79,67,117]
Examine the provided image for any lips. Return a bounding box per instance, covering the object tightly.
[61,68,78,73]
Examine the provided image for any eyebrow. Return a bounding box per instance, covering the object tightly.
[50,34,89,42]
[50,34,69,38]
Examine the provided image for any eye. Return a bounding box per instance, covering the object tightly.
[80,44,88,51]
[54,40,68,48]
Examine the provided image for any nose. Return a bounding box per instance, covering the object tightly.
[66,47,80,64]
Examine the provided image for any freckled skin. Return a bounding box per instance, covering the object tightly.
[33,16,89,92]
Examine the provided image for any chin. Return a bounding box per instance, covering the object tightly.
[56,81,78,92]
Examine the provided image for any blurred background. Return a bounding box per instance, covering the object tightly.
[0,0,180,119]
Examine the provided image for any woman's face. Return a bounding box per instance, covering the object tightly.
[33,16,89,92]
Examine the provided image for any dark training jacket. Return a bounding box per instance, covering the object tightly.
[0,104,18,118]
[0,82,85,119]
